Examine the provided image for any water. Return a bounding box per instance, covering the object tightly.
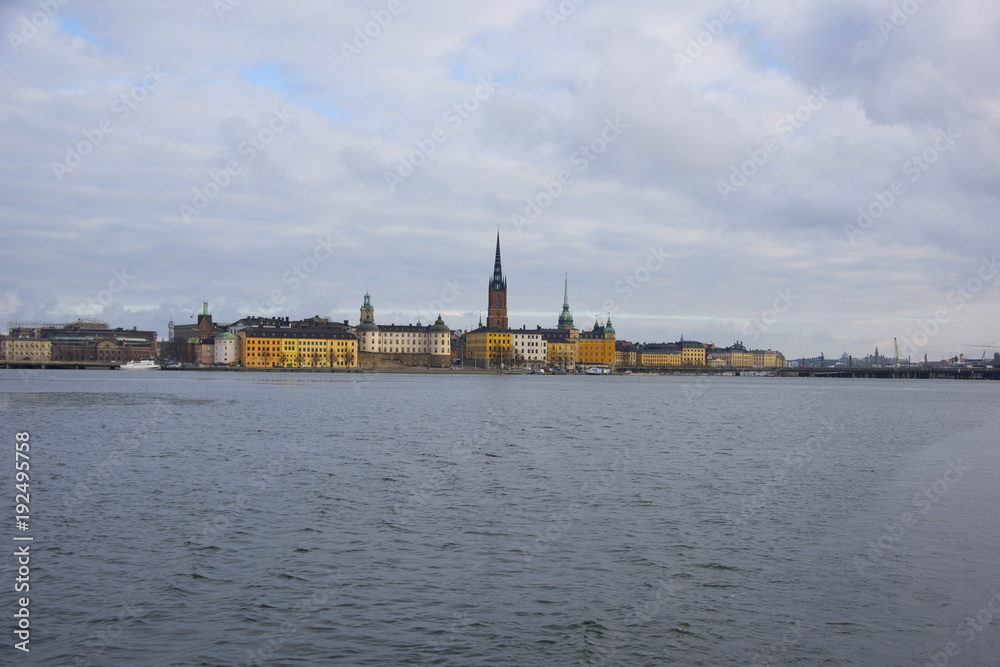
[2,371,999,666]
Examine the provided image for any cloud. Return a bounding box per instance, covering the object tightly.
[1,0,998,359]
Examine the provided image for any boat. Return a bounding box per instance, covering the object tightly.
[121,359,160,370]
[585,366,611,375]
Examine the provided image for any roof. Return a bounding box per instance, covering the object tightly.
[241,328,358,340]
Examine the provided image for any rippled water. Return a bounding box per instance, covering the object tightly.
[3,370,999,666]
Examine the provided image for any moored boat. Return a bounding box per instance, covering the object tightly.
[121,359,160,370]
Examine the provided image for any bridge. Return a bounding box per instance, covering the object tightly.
[777,366,1000,380]
[608,365,999,380]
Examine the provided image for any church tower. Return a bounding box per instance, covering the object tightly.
[360,291,374,324]
[557,274,574,330]
[486,231,508,329]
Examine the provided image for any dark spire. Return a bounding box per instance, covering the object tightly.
[490,230,506,290]
[558,273,574,329]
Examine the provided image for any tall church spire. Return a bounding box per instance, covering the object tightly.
[486,231,508,329]
[490,229,506,290]
[558,273,574,329]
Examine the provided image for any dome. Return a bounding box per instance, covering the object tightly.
[605,317,615,334]
[430,314,450,332]
[215,332,238,341]
[358,320,379,332]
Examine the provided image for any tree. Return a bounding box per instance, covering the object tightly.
[489,344,511,370]
[344,349,355,369]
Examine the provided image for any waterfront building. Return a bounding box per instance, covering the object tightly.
[615,341,637,367]
[638,344,683,367]
[464,327,512,369]
[28,320,157,363]
[546,336,576,368]
[354,292,451,368]
[1,334,52,363]
[239,327,358,369]
[752,349,778,368]
[214,332,239,365]
[680,340,707,366]
[705,343,784,368]
[578,317,616,366]
[511,328,547,367]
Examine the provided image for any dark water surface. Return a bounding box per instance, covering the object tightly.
[2,370,999,666]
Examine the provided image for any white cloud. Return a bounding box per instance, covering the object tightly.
[0,0,998,359]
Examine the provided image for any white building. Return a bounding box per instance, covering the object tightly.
[214,332,239,365]
[356,292,451,366]
[511,329,547,367]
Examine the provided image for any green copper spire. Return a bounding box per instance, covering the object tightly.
[557,274,574,329]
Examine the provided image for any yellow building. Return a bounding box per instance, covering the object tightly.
[578,318,616,367]
[1,338,52,363]
[464,327,513,369]
[680,342,706,366]
[753,350,778,367]
[638,351,682,366]
[547,338,576,368]
[240,328,358,369]
[615,349,637,366]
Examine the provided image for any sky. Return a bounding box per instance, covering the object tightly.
[1,0,999,361]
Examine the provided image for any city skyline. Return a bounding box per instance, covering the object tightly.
[1,2,999,359]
